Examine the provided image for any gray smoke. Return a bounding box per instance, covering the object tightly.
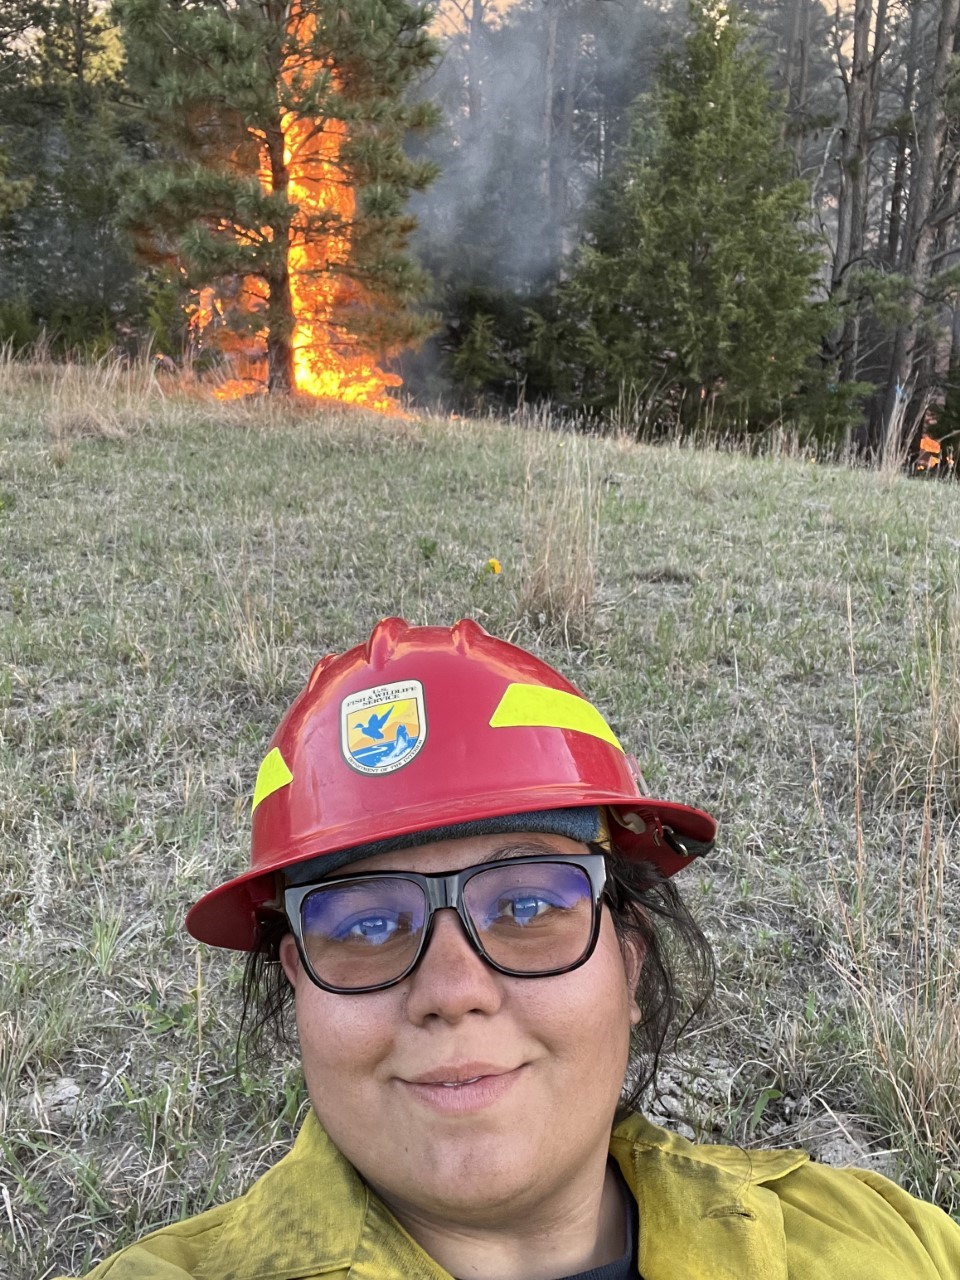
[410,0,681,293]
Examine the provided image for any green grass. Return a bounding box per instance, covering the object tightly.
[3,355,960,1276]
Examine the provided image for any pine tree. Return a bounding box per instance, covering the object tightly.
[0,1,145,348]
[563,0,829,431]
[0,9,33,223]
[117,0,438,394]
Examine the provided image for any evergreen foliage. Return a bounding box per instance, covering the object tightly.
[0,9,38,222]
[0,1,148,351]
[0,0,954,439]
[117,0,439,392]
[562,1,830,431]
[432,287,566,411]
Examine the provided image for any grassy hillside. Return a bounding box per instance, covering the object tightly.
[3,358,960,1277]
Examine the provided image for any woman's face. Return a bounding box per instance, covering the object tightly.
[279,833,643,1230]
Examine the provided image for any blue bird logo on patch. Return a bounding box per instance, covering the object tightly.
[357,707,393,740]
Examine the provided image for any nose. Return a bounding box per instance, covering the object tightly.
[402,907,504,1024]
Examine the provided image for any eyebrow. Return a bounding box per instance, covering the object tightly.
[475,839,576,864]
[300,838,582,885]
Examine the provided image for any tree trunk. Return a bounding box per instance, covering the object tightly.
[933,150,960,284]
[837,0,888,383]
[73,0,88,89]
[914,147,960,402]
[266,272,296,394]
[466,0,485,127]
[832,0,872,286]
[832,0,890,384]
[881,0,960,448]
[886,0,921,265]
[782,0,811,168]
[264,116,295,395]
[536,0,564,271]
[782,0,803,137]
[948,297,960,423]
[831,0,878,383]
[794,0,811,171]
[551,12,578,261]
[539,0,559,206]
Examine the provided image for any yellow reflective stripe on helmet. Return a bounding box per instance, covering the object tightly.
[252,747,293,812]
[489,684,623,751]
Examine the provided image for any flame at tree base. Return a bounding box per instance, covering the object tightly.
[188,276,404,416]
[290,319,403,410]
[189,290,404,415]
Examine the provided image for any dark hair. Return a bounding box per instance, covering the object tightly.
[600,848,715,1115]
[238,845,715,1115]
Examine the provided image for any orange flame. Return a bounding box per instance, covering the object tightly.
[916,434,942,472]
[189,15,400,411]
[283,83,401,411]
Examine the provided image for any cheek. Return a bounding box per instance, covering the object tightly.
[591,921,640,1053]
[293,984,397,1102]
[536,918,636,1064]
[291,987,417,1180]
[621,932,647,1028]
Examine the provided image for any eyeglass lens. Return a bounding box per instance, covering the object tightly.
[298,861,595,990]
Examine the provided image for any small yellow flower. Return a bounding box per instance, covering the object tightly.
[487,557,502,575]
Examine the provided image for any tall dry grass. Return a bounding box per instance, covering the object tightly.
[878,382,931,486]
[517,431,602,643]
[0,343,170,454]
[821,589,960,1209]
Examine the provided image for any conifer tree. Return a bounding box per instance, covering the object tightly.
[0,0,144,348]
[117,0,438,393]
[564,0,829,430]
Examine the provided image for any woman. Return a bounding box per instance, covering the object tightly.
[65,618,959,1279]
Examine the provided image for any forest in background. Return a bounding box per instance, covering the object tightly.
[3,0,960,447]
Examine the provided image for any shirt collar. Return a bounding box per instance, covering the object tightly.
[610,1112,807,1280]
[203,1110,448,1280]
[206,1108,808,1280]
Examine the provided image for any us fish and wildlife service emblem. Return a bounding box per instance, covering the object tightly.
[341,680,426,775]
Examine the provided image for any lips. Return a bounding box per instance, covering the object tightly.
[399,1063,525,1113]
[405,1063,516,1085]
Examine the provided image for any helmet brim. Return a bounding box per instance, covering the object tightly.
[185,795,716,951]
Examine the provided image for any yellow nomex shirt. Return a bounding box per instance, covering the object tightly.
[59,1111,960,1279]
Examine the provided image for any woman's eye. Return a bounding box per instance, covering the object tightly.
[337,914,399,943]
[499,894,555,925]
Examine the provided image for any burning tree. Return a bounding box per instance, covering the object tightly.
[117,0,438,400]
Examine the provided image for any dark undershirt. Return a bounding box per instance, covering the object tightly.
[555,1173,637,1280]
[454,1165,639,1280]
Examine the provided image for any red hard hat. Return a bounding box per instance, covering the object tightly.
[186,618,717,950]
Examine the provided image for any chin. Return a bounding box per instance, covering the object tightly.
[374,1148,540,1224]
[367,1118,533,1198]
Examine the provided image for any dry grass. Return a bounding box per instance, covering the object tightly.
[0,345,171,465]
[877,383,928,485]
[823,791,960,1202]
[3,359,960,1277]
[517,431,602,643]
[819,586,960,1206]
[933,594,960,816]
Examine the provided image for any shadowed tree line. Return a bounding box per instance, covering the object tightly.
[2,0,960,448]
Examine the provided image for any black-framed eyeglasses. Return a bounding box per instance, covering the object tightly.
[283,853,609,994]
